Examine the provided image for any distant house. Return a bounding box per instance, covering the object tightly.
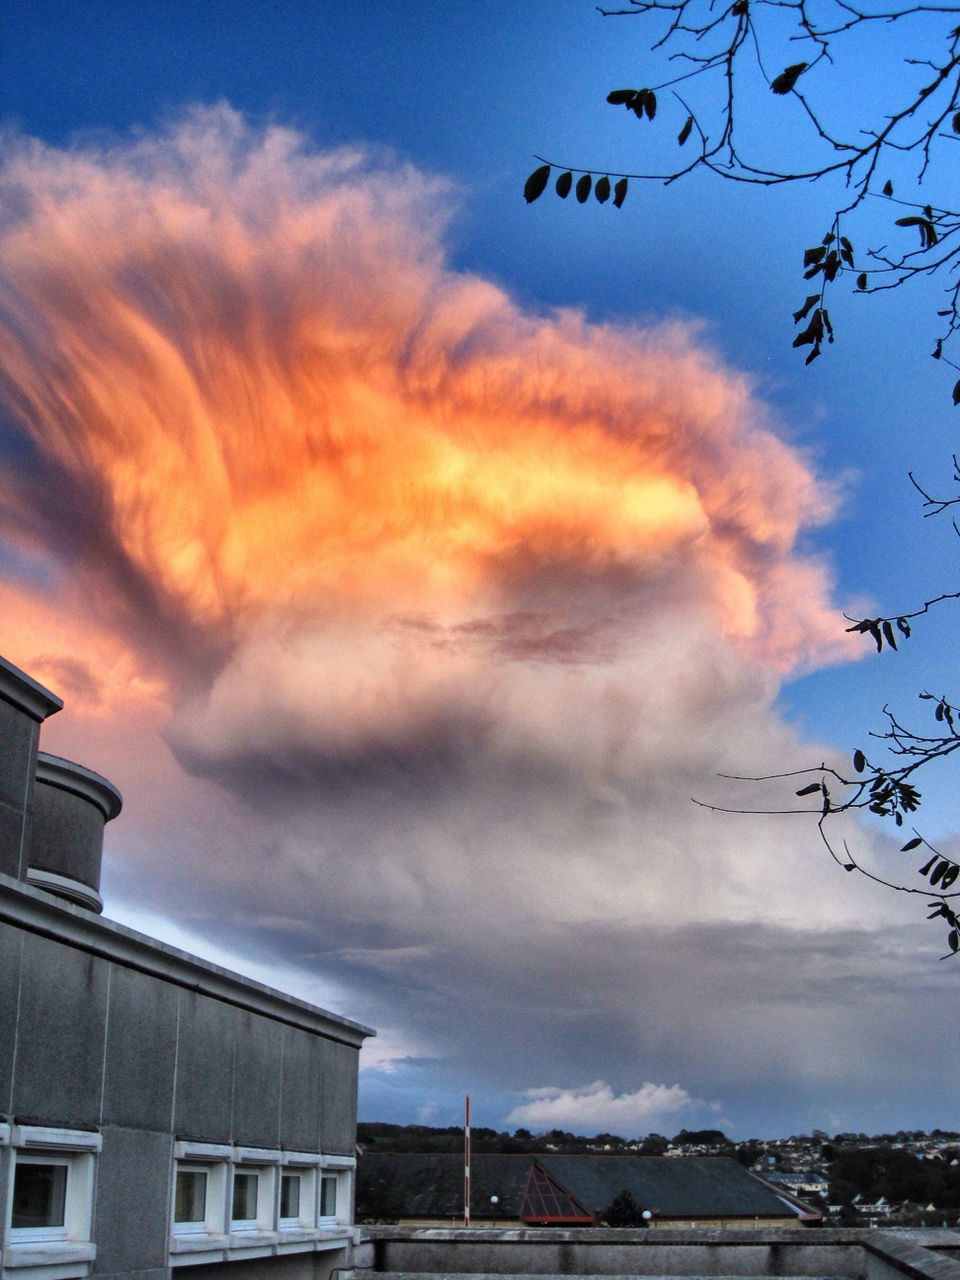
[0,653,375,1280]
[356,1153,821,1227]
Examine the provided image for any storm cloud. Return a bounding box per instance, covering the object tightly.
[0,107,931,1137]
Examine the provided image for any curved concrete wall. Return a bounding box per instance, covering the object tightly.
[24,753,122,913]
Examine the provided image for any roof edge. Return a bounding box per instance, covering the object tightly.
[0,871,374,1046]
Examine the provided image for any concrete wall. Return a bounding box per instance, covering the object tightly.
[357,1225,960,1280]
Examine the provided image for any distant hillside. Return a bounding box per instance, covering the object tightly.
[356,1123,733,1156]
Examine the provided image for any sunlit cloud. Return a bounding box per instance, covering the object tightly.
[504,1080,714,1137]
[0,106,916,1137]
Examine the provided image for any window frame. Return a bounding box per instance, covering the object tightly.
[9,1153,71,1240]
[317,1155,355,1229]
[229,1147,279,1240]
[171,1163,221,1237]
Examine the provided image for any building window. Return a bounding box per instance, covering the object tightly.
[231,1170,259,1226]
[316,1157,354,1227]
[280,1174,301,1221]
[170,1142,230,1244]
[278,1155,318,1232]
[228,1153,277,1236]
[319,1175,338,1220]
[173,1167,209,1231]
[11,1158,69,1234]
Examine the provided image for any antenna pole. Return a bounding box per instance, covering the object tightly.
[464,1095,471,1227]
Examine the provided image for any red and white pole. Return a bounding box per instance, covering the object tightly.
[464,1094,471,1227]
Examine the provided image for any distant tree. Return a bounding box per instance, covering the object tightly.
[593,1132,628,1148]
[735,1139,765,1166]
[639,1133,670,1156]
[525,0,960,954]
[603,1189,650,1226]
[673,1128,733,1148]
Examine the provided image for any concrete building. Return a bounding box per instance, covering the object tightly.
[0,654,374,1280]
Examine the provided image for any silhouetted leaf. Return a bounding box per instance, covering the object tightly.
[678,116,693,145]
[843,863,856,871]
[613,177,628,208]
[793,295,819,323]
[803,246,827,266]
[897,617,911,637]
[882,620,897,650]
[793,310,824,348]
[771,62,807,94]
[644,90,657,119]
[901,837,923,851]
[920,856,938,876]
[882,179,894,196]
[896,216,937,247]
[942,865,960,890]
[949,929,959,952]
[857,272,868,289]
[576,173,592,203]
[853,749,866,773]
[595,175,611,203]
[954,111,960,134]
[899,783,920,811]
[556,171,573,198]
[607,89,637,106]
[934,338,943,359]
[524,165,551,203]
[952,379,960,406]
[631,91,652,120]
[795,782,822,796]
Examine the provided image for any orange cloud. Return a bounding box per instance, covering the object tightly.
[0,106,847,704]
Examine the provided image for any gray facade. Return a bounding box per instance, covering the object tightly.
[0,654,374,1280]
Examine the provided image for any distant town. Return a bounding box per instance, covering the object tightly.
[357,1123,960,1227]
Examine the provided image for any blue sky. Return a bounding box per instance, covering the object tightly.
[0,1,957,1140]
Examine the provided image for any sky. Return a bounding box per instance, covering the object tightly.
[0,0,957,1141]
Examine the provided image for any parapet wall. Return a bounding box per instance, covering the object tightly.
[356,1226,960,1280]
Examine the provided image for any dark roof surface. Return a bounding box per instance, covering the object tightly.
[540,1156,802,1219]
[356,1152,811,1222]
[357,1152,529,1221]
